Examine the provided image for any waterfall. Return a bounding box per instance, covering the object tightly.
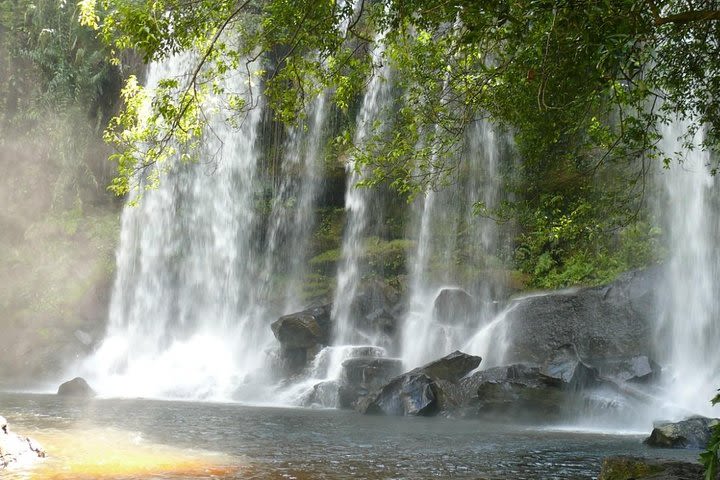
[82,52,326,401]
[400,120,502,369]
[260,94,327,313]
[331,41,393,345]
[657,120,720,417]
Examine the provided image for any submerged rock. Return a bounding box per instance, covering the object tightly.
[359,351,482,416]
[57,376,96,397]
[645,416,720,449]
[598,456,712,479]
[0,416,46,470]
[338,357,403,409]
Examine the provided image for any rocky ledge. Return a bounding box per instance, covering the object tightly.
[0,415,46,470]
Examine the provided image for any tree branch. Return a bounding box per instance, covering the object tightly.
[654,9,720,25]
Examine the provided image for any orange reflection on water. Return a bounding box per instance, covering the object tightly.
[5,424,243,479]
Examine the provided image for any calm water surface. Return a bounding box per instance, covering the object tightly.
[0,392,699,479]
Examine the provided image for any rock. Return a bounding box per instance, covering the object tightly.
[420,350,482,383]
[57,377,95,397]
[461,363,568,420]
[541,344,601,390]
[271,304,332,349]
[338,357,403,409]
[351,278,401,319]
[645,416,720,449]
[0,416,46,470]
[271,304,332,375]
[599,456,713,480]
[359,351,481,416]
[598,355,661,384]
[501,268,660,366]
[432,288,476,326]
[302,380,340,408]
[363,371,438,416]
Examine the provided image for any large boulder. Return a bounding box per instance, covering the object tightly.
[271,304,332,375]
[57,377,95,397]
[645,416,720,449]
[451,357,614,422]
[360,351,482,416]
[500,268,660,367]
[598,456,714,480]
[0,415,46,470]
[338,357,403,409]
[271,304,332,349]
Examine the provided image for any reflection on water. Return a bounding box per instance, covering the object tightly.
[0,393,699,479]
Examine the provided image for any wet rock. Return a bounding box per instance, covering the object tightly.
[501,268,660,366]
[338,357,403,409]
[351,278,401,319]
[271,304,332,375]
[541,344,601,390]
[302,380,340,408]
[645,416,720,449]
[420,350,482,383]
[432,288,476,326]
[359,351,481,416]
[598,355,661,384]
[363,371,438,416]
[0,416,46,470]
[456,358,608,421]
[271,304,332,349]
[599,456,712,479]
[57,376,95,397]
[461,363,567,420]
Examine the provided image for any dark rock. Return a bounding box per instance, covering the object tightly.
[599,456,713,480]
[462,363,568,420]
[541,344,601,390]
[432,288,476,326]
[0,416,46,470]
[271,304,332,375]
[645,416,720,449]
[363,371,438,416]
[501,268,660,366]
[420,350,482,383]
[57,377,95,397]
[271,304,332,349]
[338,357,403,409]
[359,351,481,416]
[350,278,401,322]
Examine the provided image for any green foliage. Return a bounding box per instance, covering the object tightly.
[309,237,413,277]
[701,391,720,480]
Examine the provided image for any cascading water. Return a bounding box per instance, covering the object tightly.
[656,120,720,417]
[331,41,393,346]
[400,120,502,369]
[260,94,327,313]
[81,51,327,401]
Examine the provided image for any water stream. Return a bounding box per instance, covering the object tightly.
[656,120,720,417]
